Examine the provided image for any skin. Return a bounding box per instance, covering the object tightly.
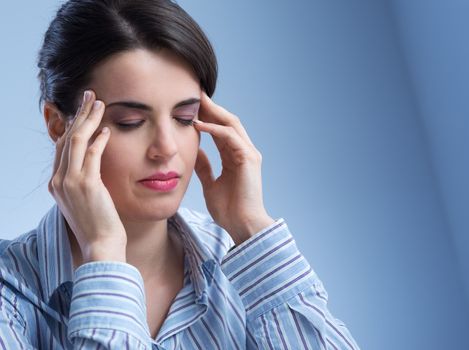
[43,48,275,286]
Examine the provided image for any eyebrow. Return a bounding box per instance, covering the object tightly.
[106,97,200,112]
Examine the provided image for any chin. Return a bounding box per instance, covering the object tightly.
[117,199,182,222]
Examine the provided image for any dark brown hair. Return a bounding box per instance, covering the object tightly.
[37,0,218,119]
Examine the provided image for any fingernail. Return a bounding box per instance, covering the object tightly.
[192,119,203,125]
[93,100,102,109]
[84,90,91,103]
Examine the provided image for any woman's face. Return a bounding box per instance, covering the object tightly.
[81,48,201,222]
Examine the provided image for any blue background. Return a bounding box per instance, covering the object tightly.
[1,1,468,348]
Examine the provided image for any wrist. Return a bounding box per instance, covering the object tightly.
[233,214,276,245]
[82,241,127,264]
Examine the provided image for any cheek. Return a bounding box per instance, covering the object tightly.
[99,139,133,177]
[184,131,200,167]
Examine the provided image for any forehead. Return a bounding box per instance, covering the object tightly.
[88,48,200,108]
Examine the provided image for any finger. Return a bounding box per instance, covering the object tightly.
[50,90,95,194]
[193,120,253,160]
[82,127,111,177]
[52,91,92,173]
[194,148,215,188]
[199,92,255,147]
[52,136,65,182]
[67,100,106,175]
[56,90,96,178]
[68,90,97,133]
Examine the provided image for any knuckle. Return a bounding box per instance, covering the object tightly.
[81,177,96,192]
[230,114,241,124]
[62,177,75,189]
[250,152,261,163]
[48,179,54,193]
[70,133,84,144]
[256,150,263,162]
[87,145,100,156]
[50,176,61,189]
[246,149,261,163]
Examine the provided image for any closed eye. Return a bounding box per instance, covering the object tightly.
[175,118,194,126]
[115,117,194,130]
[115,120,145,130]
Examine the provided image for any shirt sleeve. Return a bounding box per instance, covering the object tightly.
[220,219,361,350]
[68,261,153,349]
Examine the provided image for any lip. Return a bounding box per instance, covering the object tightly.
[139,178,179,192]
[139,171,180,181]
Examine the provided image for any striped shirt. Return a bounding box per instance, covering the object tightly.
[0,203,360,349]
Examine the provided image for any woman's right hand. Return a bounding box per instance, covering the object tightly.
[48,90,127,264]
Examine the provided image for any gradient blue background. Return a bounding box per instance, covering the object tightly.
[1,1,468,349]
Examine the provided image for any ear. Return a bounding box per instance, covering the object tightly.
[43,101,68,143]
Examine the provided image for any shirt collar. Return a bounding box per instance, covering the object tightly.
[168,209,216,299]
[37,203,215,304]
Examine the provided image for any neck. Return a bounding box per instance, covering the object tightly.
[65,216,184,282]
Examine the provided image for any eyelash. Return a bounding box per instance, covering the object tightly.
[116,118,194,130]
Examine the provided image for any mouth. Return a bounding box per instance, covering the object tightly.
[139,171,180,182]
[138,170,180,192]
[139,177,179,192]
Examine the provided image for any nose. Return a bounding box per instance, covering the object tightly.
[147,119,178,160]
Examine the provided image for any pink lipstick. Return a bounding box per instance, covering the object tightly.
[139,171,180,192]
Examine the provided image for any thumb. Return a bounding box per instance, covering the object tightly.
[194,148,215,188]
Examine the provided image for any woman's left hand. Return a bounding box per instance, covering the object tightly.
[193,92,275,245]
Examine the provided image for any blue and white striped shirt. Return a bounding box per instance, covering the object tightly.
[0,204,360,349]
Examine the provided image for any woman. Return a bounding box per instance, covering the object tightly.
[0,0,360,349]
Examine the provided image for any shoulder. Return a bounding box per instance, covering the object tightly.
[0,229,39,289]
[177,207,235,263]
[0,229,38,265]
